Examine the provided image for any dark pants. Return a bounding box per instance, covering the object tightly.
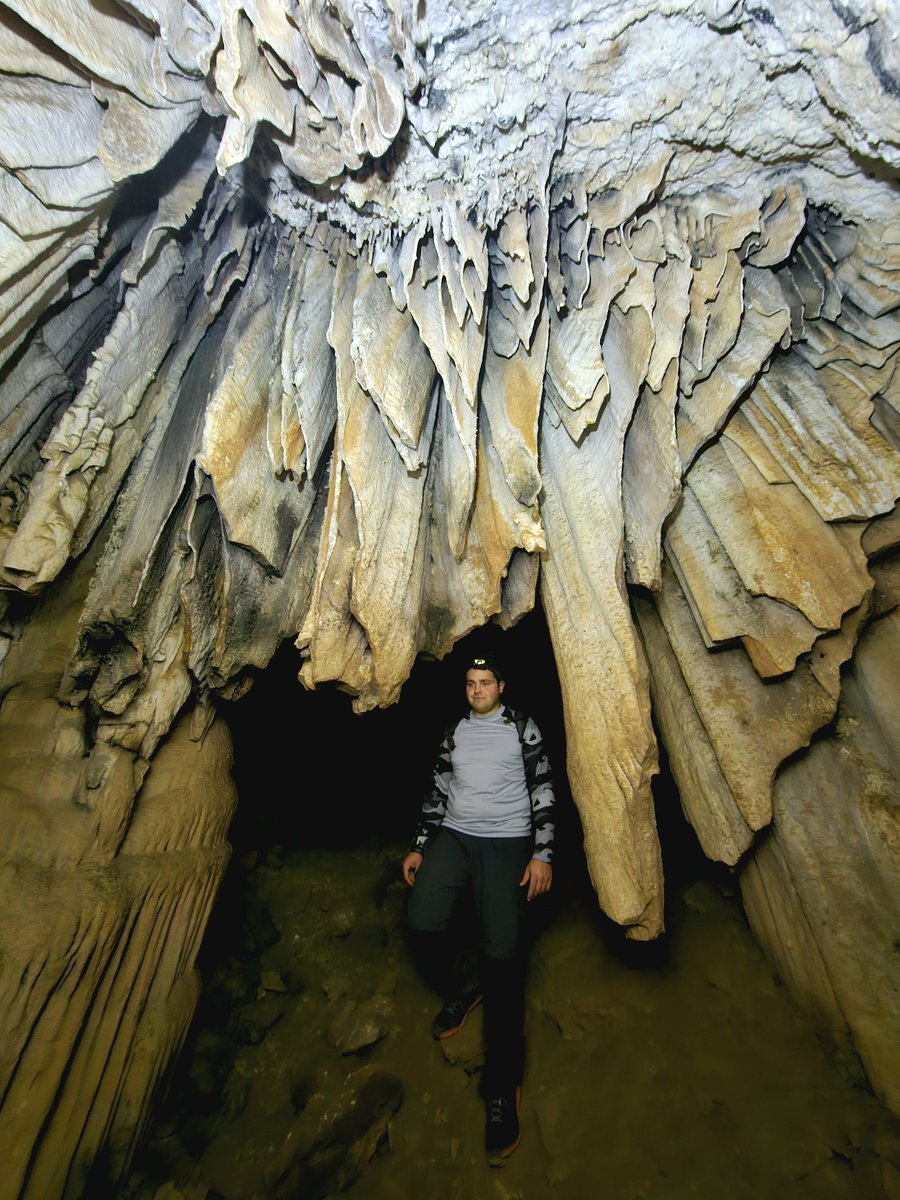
[407,827,533,1096]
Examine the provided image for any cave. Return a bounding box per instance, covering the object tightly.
[0,1,898,1197]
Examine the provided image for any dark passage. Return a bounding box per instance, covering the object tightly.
[114,604,899,1200]
[225,602,574,858]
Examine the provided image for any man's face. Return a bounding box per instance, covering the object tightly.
[465,668,504,716]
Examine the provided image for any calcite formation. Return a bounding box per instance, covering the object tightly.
[0,1,897,1196]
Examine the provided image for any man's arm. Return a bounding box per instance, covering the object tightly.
[410,733,452,853]
[401,726,453,884]
[521,715,556,867]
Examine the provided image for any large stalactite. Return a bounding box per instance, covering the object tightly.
[0,1,897,1196]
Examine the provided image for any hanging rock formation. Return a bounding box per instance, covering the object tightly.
[0,1,897,1196]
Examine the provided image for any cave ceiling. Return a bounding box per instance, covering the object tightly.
[0,0,898,940]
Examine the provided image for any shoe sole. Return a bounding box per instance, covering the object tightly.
[487,1135,520,1167]
[433,992,483,1039]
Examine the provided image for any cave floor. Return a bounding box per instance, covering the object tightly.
[119,839,900,1200]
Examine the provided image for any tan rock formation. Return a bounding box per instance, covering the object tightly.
[0,0,897,1194]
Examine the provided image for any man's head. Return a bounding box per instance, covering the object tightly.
[465,656,505,716]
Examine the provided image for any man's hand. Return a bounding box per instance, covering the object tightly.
[519,857,552,901]
[402,851,424,887]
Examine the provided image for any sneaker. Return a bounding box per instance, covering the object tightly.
[484,1086,521,1163]
[431,989,483,1039]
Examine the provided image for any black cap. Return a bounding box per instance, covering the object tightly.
[467,655,504,683]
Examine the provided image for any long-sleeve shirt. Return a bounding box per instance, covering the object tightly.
[411,703,556,864]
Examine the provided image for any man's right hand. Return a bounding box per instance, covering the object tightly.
[402,851,423,887]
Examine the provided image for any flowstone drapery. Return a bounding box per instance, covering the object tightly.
[0,1,897,1195]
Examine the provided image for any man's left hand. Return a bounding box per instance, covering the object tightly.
[519,857,552,901]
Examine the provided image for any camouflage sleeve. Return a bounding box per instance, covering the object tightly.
[411,731,453,854]
[521,716,556,865]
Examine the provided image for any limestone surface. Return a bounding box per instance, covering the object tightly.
[0,0,897,1195]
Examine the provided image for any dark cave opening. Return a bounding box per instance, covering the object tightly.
[225,599,576,857]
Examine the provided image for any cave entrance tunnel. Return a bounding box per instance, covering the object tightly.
[118,602,899,1200]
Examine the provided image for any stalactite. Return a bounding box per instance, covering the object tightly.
[0,0,898,1192]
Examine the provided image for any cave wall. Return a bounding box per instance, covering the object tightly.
[0,1,897,1195]
[0,538,237,1198]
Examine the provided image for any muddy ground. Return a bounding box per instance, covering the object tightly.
[117,829,900,1200]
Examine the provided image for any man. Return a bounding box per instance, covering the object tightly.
[401,654,556,1165]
